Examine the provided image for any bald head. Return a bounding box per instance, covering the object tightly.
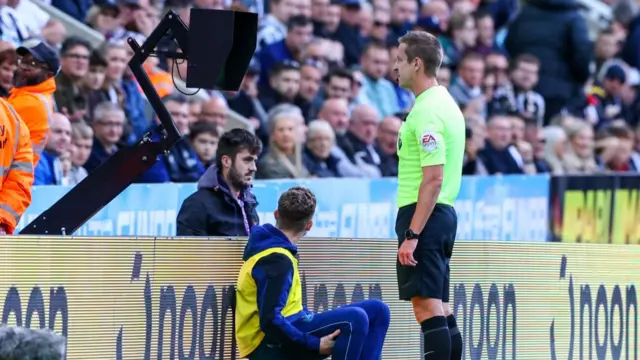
[378,115,402,154]
[46,113,72,155]
[349,104,379,144]
[318,98,349,135]
[201,96,229,127]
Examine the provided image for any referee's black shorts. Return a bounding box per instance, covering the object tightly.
[395,203,458,302]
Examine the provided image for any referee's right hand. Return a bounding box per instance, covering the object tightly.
[398,239,418,266]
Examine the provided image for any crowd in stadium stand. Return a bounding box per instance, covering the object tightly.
[1,0,639,187]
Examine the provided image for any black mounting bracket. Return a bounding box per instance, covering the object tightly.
[20,11,192,236]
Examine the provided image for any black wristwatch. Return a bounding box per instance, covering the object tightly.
[404,229,419,241]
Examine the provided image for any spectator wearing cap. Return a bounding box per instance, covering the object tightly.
[8,38,58,167]
[0,0,28,46]
[330,0,366,67]
[589,64,627,130]
[258,15,313,86]
[54,37,92,122]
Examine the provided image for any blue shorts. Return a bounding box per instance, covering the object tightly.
[395,203,457,302]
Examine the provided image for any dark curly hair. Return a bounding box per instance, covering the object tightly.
[277,186,317,233]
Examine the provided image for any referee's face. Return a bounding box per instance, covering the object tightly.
[393,43,412,88]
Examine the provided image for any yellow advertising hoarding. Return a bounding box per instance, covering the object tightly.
[0,237,637,359]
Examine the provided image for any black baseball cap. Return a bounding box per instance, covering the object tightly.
[16,38,60,75]
[604,64,626,84]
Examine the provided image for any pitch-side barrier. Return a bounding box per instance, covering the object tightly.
[0,237,637,359]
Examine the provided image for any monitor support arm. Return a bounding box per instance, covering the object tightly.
[19,11,189,236]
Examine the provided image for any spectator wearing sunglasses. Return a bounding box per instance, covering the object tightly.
[9,38,58,167]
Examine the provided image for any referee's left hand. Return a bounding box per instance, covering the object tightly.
[398,239,418,266]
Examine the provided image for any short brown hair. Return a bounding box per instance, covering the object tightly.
[512,54,540,70]
[277,187,317,233]
[398,31,443,77]
[605,123,634,140]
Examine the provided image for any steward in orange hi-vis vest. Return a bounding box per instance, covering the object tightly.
[0,98,34,234]
[9,38,59,167]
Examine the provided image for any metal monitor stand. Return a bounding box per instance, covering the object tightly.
[20,11,197,236]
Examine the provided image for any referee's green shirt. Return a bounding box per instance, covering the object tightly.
[396,85,465,208]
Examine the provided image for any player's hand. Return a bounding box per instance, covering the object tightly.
[398,239,418,266]
[319,329,340,355]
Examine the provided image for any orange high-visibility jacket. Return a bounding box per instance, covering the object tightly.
[8,77,56,166]
[139,63,173,99]
[0,98,34,234]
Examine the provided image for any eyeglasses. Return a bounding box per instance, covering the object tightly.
[373,20,389,27]
[96,120,124,127]
[17,57,47,70]
[64,53,90,61]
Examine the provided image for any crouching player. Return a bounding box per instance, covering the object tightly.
[236,186,390,360]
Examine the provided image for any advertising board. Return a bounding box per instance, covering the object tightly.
[1,237,636,359]
[17,175,550,241]
[549,174,640,244]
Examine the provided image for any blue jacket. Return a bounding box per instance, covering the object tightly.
[137,125,205,183]
[258,40,294,86]
[242,224,317,349]
[121,77,149,142]
[84,139,117,174]
[51,0,91,22]
[176,165,260,236]
[622,15,640,69]
[34,151,61,185]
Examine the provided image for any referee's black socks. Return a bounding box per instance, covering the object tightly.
[447,314,463,360]
[421,316,450,359]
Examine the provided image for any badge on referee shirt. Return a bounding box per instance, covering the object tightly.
[420,131,438,152]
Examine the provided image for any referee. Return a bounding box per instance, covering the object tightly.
[393,31,465,360]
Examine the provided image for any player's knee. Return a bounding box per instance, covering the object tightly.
[345,307,370,335]
[442,302,453,317]
[411,297,444,323]
[370,299,391,325]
